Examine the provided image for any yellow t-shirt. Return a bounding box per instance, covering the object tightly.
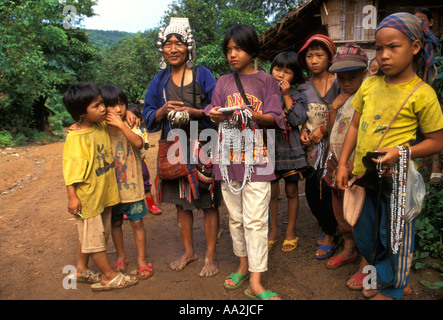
[63,122,120,219]
[351,75,443,176]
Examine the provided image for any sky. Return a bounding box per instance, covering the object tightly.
[82,0,174,32]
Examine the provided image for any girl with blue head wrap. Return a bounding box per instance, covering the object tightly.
[376,12,440,84]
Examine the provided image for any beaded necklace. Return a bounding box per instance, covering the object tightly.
[218,106,257,194]
[390,145,409,254]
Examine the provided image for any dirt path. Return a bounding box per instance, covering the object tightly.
[0,131,441,301]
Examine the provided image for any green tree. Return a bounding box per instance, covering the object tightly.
[0,0,99,134]
[95,29,159,103]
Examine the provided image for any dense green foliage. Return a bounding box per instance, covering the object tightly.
[86,29,135,48]
[0,0,100,134]
[0,0,298,137]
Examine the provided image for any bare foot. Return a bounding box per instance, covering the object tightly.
[199,257,219,277]
[169,253,197,272]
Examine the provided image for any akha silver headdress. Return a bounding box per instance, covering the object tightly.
[157,17,196,70]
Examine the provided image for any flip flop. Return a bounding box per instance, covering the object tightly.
[326,255,358,269]
[223,273,249,290]
[244,289,281,300]
[315,244,337,260]
[282,238,298,252]
[316,234,325,245]
[346,273,365,290]
[268,239,277,250]
[90,272,138,292]
[113,259,129,272]
[138,263,153,280]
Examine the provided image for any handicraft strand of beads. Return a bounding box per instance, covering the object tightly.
[390,145,409,254]
[167,110,190,127]
[218,107,257,195]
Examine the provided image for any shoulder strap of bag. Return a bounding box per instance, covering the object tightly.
[234,72,251,105]
[375,80,424,150]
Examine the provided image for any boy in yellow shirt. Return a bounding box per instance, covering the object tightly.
[63,82,138,291]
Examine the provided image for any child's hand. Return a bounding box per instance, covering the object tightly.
[335,164,349,190]
[301,129,311,146]
[126,111,141,128]
[330,93,351,113]
[106,112,124,128]
[310,127,324,144]
[279,80,291,97]
[68,196,82,217]
[209,107,228,124]
[372,147,400,169]
[68,123,81,131]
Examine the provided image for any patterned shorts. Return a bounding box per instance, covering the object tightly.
[111,199,147,223]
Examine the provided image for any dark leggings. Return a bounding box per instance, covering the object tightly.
[305,168,337,236]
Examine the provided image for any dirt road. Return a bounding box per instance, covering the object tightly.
[0,131,441,302]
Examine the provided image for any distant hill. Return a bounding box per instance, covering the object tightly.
[85,29,135,48]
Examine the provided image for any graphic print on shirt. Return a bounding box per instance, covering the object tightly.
[95,144,115,177]
[221,92,269,165]
[113,141,137,192]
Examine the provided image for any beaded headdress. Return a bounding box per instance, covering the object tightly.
[157,17,196,69]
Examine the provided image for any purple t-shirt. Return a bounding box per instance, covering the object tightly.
[203,71,285,182]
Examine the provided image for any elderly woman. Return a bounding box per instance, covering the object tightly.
[142,18,220,277]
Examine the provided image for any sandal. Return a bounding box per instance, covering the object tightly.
[244,289,281,300]
[138,263,153,280]
[346,273,365,290]
[223,273,249,290]
[315,245,337,260]
[77,270,101,284]
[282,238,298,252]
[326,255,358,269]
[268,239,277,250]
[113,260,128,272]
[90,272,138,292]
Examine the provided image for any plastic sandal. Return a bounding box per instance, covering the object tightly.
[138,263,153,280]
[282,238,298,252]
[315,244,337,260]
[90,272,138,292]
[244,289,281,300]
[113,260,129,272]
[223,273,249,290]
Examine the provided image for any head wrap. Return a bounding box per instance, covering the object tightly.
[298,34,336,67]
[156,18,196,69]
[376,12,441,83]
[329,43,368,73]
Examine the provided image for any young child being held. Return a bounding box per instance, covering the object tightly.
[324,44,368,273]
[268,51,308,253]
[205,24,285,300]
[62,82,138,291]
[101,85,153,281]
[336,13,443,300]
